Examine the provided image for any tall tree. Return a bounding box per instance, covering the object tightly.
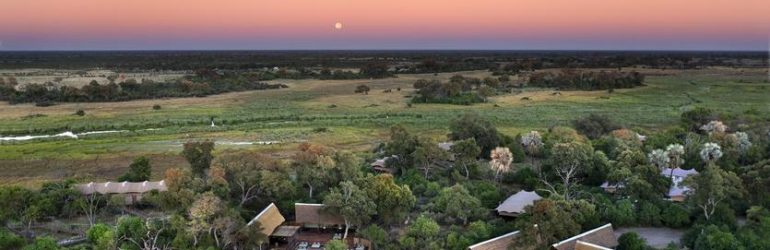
[547,142,592,200]
[359,174,415,224]
[448,113,500,158]
[182,141,215,177]
[684,163,743,221]
[450,138,481,179]
[412,138,450,178]
[323,181,376,239]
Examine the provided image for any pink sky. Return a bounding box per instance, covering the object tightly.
[1,0,769,50]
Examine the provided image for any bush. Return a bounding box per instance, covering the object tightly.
[637,201,662,226]
[75,109,86,116]
[617,232,647,250]
[152,104,161,110]
[0,229,24,250]
[661,203,691,228]
[510,166,539,190]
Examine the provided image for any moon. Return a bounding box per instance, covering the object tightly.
[334,22,343,30]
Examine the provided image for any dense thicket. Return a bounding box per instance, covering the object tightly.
[527,70,645,90]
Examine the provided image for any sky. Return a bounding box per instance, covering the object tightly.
[0,0,769,51]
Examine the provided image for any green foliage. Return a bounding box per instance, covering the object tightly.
[359,225,388,249]
[22,237,59,250]
[0,229,24,250]
[323,181,376,238]
[681,107,717,132]
[684,163,743,222]
[573,114,619,140]
[118,156,152,182]
[510,166,539,191]
[87,224,116,250]
[401,215,441,249]
[182,141,215,177]
[448,113,500,157]
[324,239,347,250]
[358,174,415,224]
[637,201,662,226]
[514,199,582,249]
[694,225,745,250]
[661,203,691,228]
[617,232,647,250]
[450,138,481,178]
[432,184,484,225]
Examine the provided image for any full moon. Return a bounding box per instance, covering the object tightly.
[334,22,343,30]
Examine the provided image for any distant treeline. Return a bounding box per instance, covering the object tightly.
[0,70,288,106]
[527,70,645,90]
[0,51,765,72]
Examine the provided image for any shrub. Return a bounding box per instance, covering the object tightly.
[75,109,86,116]
[637,201,662,226]
[152,104,161,110]
[617,232,647,250]
[661,203,691,228]
[0,229,24,250]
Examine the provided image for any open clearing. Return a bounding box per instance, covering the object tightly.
[1,67,768,187]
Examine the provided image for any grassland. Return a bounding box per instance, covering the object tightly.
[1,67,768,187]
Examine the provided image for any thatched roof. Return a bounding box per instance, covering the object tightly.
[575,241,614,250]
[247,203,286,236]
[551,224,618,250]
[467,231,520,250]
[76,181,167,195]
[294,203,345,226]
[495,191,542,216]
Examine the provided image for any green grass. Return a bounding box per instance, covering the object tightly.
[1,69,768,185]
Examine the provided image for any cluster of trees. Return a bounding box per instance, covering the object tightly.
[1,70,288,106]
[527,70,645,91]
[410,74,512,105]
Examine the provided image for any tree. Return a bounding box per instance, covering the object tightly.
[401,215,441,250]
[448,113,500,158]
[182,141,215,177]
[665,144,686,182]
[521,131,544,163]
[617,232,647,250]
[74,191,106,226]
[384,125,419,172]
[433,184,483,225]
[648,149,669,170]
[294,143,335,199]
[684,163,743,221]
[118,156,152,182]
[489,147,513,181]
[323,181,376,239]
[359,174,415,224]
[359,225,388,249]
[513,199,581,250]
[216,153,270,206]
[354,84,370,95]
[700,142,723,164]
[694,225,744,250]
[547,142,592,200]
[412,138,450,178]
[450,138,481,179]
[188,192,224,246]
